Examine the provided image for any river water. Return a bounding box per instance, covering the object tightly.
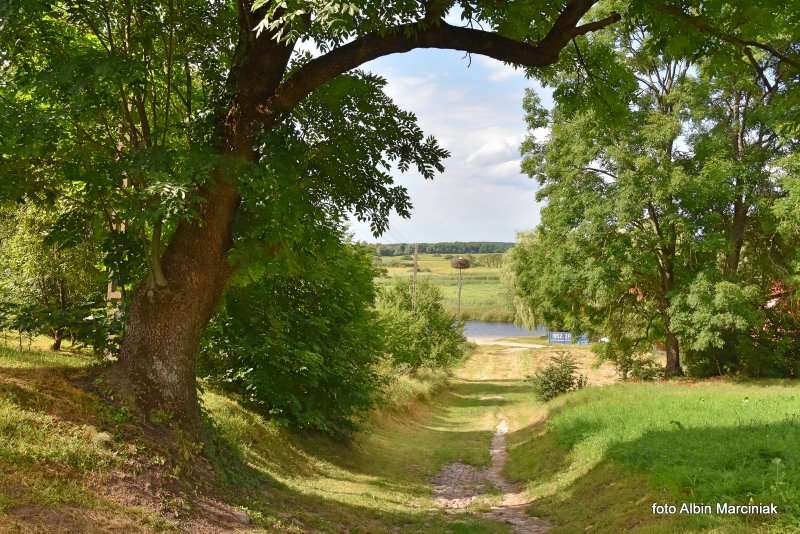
[463,320,548,339]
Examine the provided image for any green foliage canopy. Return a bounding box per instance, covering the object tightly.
[509,2,800,377]
[377,279,466,370]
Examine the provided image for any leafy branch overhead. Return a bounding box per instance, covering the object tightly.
[253,1,622,125]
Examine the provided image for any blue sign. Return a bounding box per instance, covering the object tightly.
[548,331,572,344]
[548,332,590,345]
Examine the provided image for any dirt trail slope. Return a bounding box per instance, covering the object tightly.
[431,345,552,531]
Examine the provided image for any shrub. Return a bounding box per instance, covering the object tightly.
[629,357,665,381]
[199,242,383,437]
[530,352,587,401]
[377,279,466,370]
[594,338,665,381]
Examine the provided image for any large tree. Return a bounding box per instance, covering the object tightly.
[1,0,622,424]
[510,1,799,378]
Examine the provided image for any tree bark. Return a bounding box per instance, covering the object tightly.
[109,1,294,425]
[724,93,747,279]
[724,196,747,278]
[112,180,240,424]
[51,328,63,352]
[664,326,682,378]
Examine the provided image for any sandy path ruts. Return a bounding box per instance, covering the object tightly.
[432,417,549,533]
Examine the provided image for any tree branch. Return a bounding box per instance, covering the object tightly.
[655,3,800,70]
[583,166,617,180]
[262,1,620,120]
[149,219,168,288]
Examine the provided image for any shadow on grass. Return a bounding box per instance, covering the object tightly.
[0,359,509,533]
[508,416,800,532]
[451,382,532,394]
[205,400,507,533]
[0,365,107,426]
[607,422,800,514]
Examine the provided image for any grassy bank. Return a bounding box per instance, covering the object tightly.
[0,342,506,532]
[2,337,799,532]
[376,253,514,322]
[506,379,800,533]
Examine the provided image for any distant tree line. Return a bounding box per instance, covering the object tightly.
[373,242,514,256]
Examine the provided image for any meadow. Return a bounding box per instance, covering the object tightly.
[375,253,515,322]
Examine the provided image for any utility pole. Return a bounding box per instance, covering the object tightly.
[457,265,462,315]
[450,256,471,317]
[412,243,418,311]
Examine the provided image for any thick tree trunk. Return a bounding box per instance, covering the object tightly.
[658,247,682,378]
[109,2,293,426]
[664,328,682,377]
[111,180,240,425]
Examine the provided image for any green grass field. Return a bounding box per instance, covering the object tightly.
[376,253,514,322]
[0,341,507,532]
[1,338,799,532]
[506,380,800,533]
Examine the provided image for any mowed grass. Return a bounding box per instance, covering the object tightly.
[377,254,514,321]
[506,380,800,533]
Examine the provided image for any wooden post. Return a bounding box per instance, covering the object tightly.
[457,265,462,315]
[450,256,471,317]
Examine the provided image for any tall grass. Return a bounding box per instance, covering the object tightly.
[379,367,451,412]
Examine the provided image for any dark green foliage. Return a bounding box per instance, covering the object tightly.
[0,300,121,353]
[510,7,800,379]
[529,352,588,401]
[199,238,383,437]
[378,279,466,370]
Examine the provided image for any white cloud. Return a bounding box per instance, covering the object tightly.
[466,133,523,166]
[346,49,549,242]
[476,55,522,82]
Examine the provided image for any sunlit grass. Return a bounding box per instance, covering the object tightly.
[0,343,95,369]
[3,332,797,532]
[506,380,800,533]
[204,347,522,532]
[0,346,169,532]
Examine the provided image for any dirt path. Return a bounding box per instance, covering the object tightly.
[484,419,549,533]
[430,342,617,532]
[468,338,547,349]
[432,412,549,533]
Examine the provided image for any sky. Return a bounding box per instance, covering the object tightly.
[344,49,554,244]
